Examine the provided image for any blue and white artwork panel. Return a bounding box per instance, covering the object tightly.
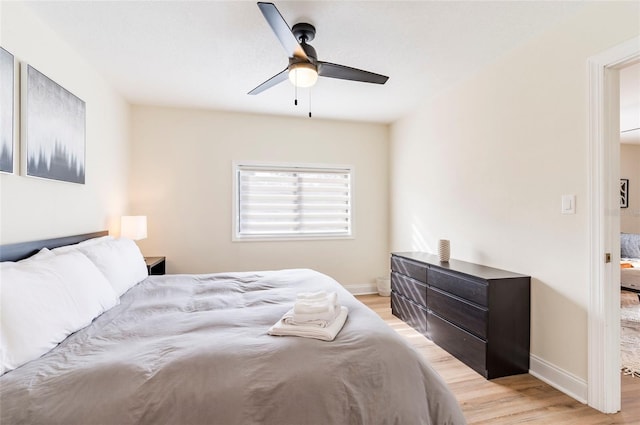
[22,64,85,184]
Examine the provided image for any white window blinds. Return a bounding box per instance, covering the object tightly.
[235,164,353,239]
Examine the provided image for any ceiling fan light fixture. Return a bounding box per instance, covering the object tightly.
[288,62,318,88]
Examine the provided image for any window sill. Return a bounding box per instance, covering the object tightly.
[232,234,354,242]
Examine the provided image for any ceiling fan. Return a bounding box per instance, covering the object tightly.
[248,2,389,95]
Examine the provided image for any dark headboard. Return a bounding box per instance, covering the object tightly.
[0,231,109,262]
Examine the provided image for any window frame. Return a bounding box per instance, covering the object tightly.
[232,161,355,242]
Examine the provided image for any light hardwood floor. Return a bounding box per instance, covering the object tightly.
[356,293,640,425]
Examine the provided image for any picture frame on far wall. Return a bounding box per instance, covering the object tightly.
[21,64,86,184]
[0,46,15,174]
[621,178,629,208]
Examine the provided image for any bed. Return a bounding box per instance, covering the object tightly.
[621,232,640,294]
[0,232,466,425]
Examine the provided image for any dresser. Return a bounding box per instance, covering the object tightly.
[391,252,530,379]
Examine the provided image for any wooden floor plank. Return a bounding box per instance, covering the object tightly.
[356,294,640,425]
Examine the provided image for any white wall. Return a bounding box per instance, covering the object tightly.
[621,143,640,234]
[130,105,389,288]
[390,1,639,392]
[0,2,130,243]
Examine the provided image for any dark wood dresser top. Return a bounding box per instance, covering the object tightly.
[392,252,529,281]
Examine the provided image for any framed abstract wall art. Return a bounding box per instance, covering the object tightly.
[621,178,629,208]
[21,64,85,184]
[0,46,15,174]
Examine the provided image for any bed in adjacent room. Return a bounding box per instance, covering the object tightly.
[0,232,466,425]
[621,233,640,294]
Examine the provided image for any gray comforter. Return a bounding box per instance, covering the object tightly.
[1,269,466,425]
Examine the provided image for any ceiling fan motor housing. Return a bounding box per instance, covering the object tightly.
[291,23,318,66]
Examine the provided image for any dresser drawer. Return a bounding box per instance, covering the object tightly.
[391,272,427,307]
[428,269,488,306]
[428,312,487,378]
[427,287,487,339]
[391,256,427,283]
[391,293,427,336]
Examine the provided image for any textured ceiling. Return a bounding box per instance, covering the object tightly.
[24,1,591,124]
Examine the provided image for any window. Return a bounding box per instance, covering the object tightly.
[234,162,353,240]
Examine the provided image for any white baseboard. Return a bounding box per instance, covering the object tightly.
[529,354,587,404]
[344,283,379,295]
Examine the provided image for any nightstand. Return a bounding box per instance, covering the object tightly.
[144,256,166,275]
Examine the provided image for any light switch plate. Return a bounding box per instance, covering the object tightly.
[561,194,576,214]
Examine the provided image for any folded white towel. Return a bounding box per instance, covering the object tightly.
[296,290,328,300]
[293,300,334,315]
[293,292,338,314]
[282,306,340,328]
[268,306,348,341]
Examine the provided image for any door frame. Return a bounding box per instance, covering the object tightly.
[587,35,640,414]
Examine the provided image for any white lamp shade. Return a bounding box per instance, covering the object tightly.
[288,63,318,88]
[120,216,148,240]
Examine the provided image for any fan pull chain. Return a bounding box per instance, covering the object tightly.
[294,72,298,106]
[308,89,312,118]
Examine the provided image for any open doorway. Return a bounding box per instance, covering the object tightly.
[587,36,640,414]
[618,61,640,408]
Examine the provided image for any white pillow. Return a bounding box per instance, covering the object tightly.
[0,251,118,373]
[51,251,119,321]
[78,238,148,296]
[15,248,117,316]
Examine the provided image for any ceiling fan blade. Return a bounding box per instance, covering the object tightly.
[257,2,308,60]
[318,62,388,84]
[248,68,289,95]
